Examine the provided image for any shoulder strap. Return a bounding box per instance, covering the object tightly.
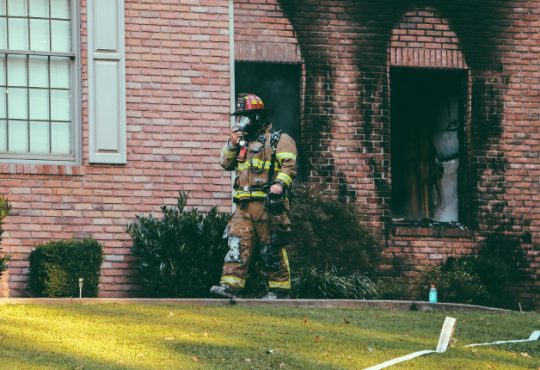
[270,130,282,152]
[267,130,282,184]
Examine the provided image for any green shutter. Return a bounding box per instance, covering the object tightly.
[87,0,126,164]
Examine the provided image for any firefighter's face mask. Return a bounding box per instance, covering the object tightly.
[235,114,262,139]
[235,115,253,133]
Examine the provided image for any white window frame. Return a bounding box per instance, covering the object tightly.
[0,0,81,164]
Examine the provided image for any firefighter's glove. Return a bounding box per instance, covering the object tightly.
[269,182,283,194]
[266,191,285,214]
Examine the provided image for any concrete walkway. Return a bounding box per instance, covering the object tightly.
[0,298,509,312]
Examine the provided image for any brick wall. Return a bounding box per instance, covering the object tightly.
[235,0,539,309]
[0,0,232,297]
[234,0,300,62]
[1,0,538,308]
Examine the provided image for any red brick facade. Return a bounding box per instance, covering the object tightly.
[234,0,539,309]
[1,0,538,308]
[0,0,232,297]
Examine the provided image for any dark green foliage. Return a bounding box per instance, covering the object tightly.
[0,196,12,277]
[243,247,380,301]
[29,239,103,297]
[285,185,379,298]
[289,184,377,275]
[475,236,527,303]
[291,265,378,299]
[419,236,528,308]
[128,192,230,298]
[373,279,411,300]
[419,256,490,305]
[127,189,377,299]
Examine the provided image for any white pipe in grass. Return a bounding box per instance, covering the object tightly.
[465,331,540,348]
[364,317,456,370]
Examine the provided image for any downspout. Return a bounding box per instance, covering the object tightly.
[229,0,236,211]
[229,0,235,121]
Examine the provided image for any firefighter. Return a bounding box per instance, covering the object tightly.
[210,93,298,300]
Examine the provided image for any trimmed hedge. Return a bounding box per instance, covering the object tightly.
[29,239,103,297]
[0,196,11,277]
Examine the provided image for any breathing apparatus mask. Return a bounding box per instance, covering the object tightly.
[234,113,266,142]
[231,93,272,162]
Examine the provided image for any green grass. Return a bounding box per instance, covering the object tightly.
[0,304,538,369]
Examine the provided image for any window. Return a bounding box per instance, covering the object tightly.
[391,68,467,223]
[0,0,78,161]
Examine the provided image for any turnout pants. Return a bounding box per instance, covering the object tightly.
[220,200,291,291]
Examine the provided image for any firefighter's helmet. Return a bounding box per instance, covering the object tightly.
[231,93,272,138]
[231,93,273,116]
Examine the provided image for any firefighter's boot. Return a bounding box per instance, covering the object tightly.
[210,284,238,299]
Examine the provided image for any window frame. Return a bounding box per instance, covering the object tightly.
[0,0,80,164]
[389,66,469,225]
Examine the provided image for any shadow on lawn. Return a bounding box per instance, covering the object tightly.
[0,308,345,370]
[0,333,345,370]
[0,338,143,370]
[0,305,537,369]
[166,341,346,370]
[28,304,436,348]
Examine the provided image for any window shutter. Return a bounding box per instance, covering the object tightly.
[87,0,126,164]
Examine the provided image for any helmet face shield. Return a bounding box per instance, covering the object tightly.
[235,115,252,132]
[231,93,271,139]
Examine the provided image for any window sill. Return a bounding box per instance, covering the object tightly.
[0,163,85,176]
[391,222,473,238]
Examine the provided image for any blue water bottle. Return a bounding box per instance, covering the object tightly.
[429,284,438,303]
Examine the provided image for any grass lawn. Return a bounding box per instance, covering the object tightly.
[0,303,538,369]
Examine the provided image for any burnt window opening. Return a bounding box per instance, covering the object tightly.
[235,62,303,180]
[390,68,467,223]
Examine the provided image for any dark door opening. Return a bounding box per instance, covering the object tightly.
[235,62,301,142]
[235,62,302,179]
[391,68,467,223]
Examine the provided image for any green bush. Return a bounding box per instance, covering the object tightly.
[289,184,377,275]
[475,236,527,304]
[0,196,12,277]
[419,256,490,305]
[128,192,230,298]
[373,279,411,300]
[127,188,378,299]
[29,239,103,297]
[284,185,378,299]
[291,265,378,299]
[418,236,528,308]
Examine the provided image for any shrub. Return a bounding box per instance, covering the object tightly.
[418,236,528,308]
[289,184,377,275]
[291,265,378,299]
[0,196,12,277]
[127,188,377,299]
[419,256,490,305]
[128,192,230,298]
[373,279,411,300]
[29,239,103,297]
[475,235,527,305]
